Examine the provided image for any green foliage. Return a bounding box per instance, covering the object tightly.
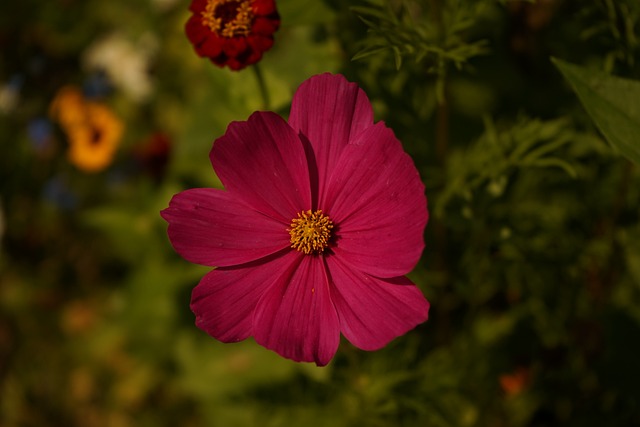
[579,0,640,70]
[351,0,490,100]
[436,116,579,216]
[351,0,491,68]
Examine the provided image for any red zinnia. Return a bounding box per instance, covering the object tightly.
[185,0,280,70]
[161,74,430,366]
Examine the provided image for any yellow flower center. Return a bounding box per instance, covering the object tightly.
[201,0,254,38]
[288,210,334,255]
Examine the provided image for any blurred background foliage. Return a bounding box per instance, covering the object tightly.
[1,0,640,426]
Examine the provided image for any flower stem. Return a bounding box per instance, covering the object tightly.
[429,0,450,281]
[252,63,270,110]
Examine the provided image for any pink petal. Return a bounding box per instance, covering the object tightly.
[161,188,290,267]
[326,256,429,351]
[191,252,294,343]
[211,111,311,222]
[324,122,428,278]
[288,74,374,206]
[253,252,340,366]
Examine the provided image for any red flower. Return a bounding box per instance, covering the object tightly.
[134,132,171,182]
[161,74,430,366]
[185,0,280,70]
[499,367,531,396]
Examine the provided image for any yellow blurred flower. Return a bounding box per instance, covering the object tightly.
[66,102,123,172]
[49,86,86,127]
[50,86,124,172]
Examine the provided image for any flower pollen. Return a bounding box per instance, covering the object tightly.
[289,210,334,255]
[201,0,254,38]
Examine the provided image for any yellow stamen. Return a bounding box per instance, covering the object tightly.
[201,0,254,38]
[288,210,334,255]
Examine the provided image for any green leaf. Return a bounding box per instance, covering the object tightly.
[350,6,392,21]
[351,46,389,62]
[552,57,640,164]
[392,45,402,70]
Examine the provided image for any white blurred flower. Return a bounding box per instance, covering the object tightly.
[83,33,158,102]
[0,199,4,244]
[0,75,23,114]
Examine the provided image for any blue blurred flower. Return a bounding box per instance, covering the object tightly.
[83,70,113,99]
[43,176,78,210]
[27,117,53,151]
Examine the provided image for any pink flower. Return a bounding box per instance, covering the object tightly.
[161,73,430,366]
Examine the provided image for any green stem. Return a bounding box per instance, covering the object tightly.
[435,89,449,167]
[429,0,450,279]
[252,63,270,110]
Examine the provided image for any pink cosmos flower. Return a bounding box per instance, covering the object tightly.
[161,73,430,366]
